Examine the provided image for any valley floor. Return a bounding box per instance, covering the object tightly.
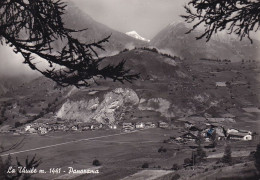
[0,127,259,180]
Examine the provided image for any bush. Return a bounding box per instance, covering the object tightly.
[255,144,260,172]
[171,174,181,180]
[184,158,192,165]
[92,159,101,166]
[222,145,232,164]
[158,146,167,153]
[14,122,21,128]
[142,162,149,168]
[172,163,179,170]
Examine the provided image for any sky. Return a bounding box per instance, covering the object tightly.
[71,0,189,39]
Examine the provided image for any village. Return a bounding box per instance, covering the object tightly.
[2,115,254,147]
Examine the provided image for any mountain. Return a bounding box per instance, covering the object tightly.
[0,73,38,96]
[60,2,148,56]
[0,48,218,127]
[150,22,260,61]
[126,31,150,42]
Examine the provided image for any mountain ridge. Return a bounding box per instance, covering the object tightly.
[150,22,260,61]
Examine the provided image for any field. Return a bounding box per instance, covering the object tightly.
[1,125,259,180]
[0,128,182,179]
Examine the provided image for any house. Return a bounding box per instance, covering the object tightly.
[206,128,215,137]
[25,125,32,132]
[91,124,103,130]
[122,122,135,131]
[184,121,193,129]
[82,126,91,131]
[38,127,48,134]
[109,124,117,130]
[228,132,252,141]
[135,122,145,129]
[71,126,78,131]
[57,124,66,131]
[158,121,169,129]
[216,82,226,87]
[145,122,156,128]
[227,128,239,134]
[181,132,198,141]
[215,127,226,140]
[28,127,37,134]
[239,129,252,135]
[123,122,134,128]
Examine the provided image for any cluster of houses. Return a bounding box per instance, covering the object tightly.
[21,122,109,135]
[174,121,253,144]
[122,121,158,132]
[8,120,169,135]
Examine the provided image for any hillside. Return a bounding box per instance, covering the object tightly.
[150,22,260,61]
[0,49,216,127]
[0,47,259,133]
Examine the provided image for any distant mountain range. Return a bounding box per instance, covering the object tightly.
[150,22,260,61]
[60,2,148,56]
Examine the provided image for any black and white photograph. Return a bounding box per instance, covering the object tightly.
[0,0,260,179]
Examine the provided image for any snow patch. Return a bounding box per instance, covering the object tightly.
[126,31,150,42]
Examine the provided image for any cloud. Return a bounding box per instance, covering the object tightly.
[0,45,42,77]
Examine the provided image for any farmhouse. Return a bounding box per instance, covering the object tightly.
[228,132,252,141]
[38,127,48,134]
[158,121,169,129]
[180,132,198,141]
[145,122,156,128]
[122,122,135,131]
[135,122,145,129]
[25,125,32,132]
[227,128,239,134]
[82,126,91,131]
[91,124,103,130]
[215,127,226,140]
[27,127,37,134]
[216,82,226,87]
[123,122,134,128]
[71,126,78,131]
[109,124,117,130]
[184,121,193,129]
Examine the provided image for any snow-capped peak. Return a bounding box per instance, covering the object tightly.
[126,31,150,42]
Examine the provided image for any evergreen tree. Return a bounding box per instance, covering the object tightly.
[0,157,5,180]
[222,145,232,164]
[194,131,206,164]
[182,0,260,43]
[254,143,260,172]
